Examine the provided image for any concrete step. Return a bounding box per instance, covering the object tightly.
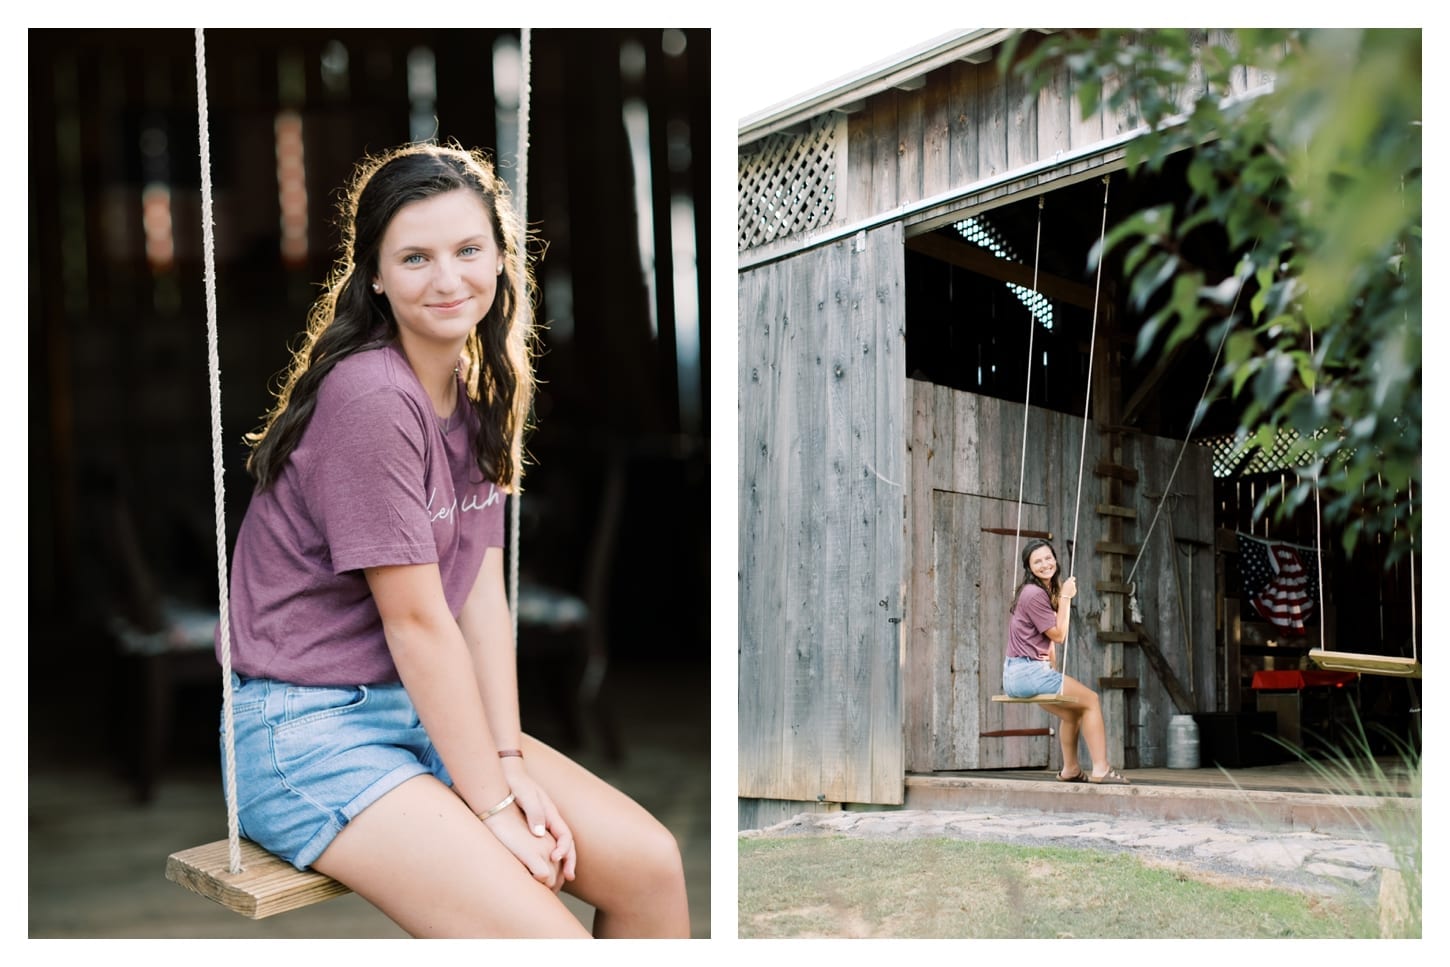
[905,769,1415,838]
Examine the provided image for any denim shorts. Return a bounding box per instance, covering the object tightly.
[1002,656,1064,697]
[222,674,452,870]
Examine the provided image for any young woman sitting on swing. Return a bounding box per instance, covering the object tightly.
[1004,538,1130,784]
[218,142,688,937]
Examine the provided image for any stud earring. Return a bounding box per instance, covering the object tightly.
[373,282,383,293]
[496,263,503,276]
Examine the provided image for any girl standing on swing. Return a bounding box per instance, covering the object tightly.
[1004,538,1130,784]
[219,142,689,937]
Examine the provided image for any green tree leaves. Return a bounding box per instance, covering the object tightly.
[1012,29,1421,562]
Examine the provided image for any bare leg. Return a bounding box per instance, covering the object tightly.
[311,774,591,937]
[1056,674,1111,777]
[522,734,690,938]
[1043,704,1084,777]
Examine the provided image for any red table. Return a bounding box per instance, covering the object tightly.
[1250,669,1357,747]
[1250,669,1358,690]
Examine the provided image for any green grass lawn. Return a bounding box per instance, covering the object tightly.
[738,836,1381,939]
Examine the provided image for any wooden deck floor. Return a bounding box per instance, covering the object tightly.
[931,757,1419,797]
[905,756,1418,837]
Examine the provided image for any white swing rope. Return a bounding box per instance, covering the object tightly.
[1068,177,1111,580]
[1008,197,1078,693]
[508,28,532,642]
[1309,324,1326,652]
[1121,251,1254,624]
[1408,480,1418,662]
[1402,174,1418,665]
[1057,176,1112,691]
[194,27,243,876]
[1011,195,1046,574]
[195,29,536,875]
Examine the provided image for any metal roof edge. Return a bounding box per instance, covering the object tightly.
[737,28,1020,148]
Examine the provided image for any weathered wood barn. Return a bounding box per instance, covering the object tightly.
[737,29,1419,828]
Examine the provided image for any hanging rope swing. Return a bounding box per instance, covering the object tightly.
[1305,181,1421,679]
[1302,320,1421,679]
[992,175,1111,708]
[166,27,535,918]
[1309,172,1422,679]
[1307,488,1421,678]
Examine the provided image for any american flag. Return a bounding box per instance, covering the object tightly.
[1237,533,1320,635]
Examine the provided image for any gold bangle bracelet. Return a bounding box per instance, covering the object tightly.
[476,791,516,820]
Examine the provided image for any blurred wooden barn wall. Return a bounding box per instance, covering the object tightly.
[29,28,710,695]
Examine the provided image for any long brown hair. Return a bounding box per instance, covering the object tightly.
[245,141,536,491]
[1009,538,1062,612]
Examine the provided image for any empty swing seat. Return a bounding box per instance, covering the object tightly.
[1309,649,1421,678]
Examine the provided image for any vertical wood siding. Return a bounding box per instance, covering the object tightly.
[841,30,1249,224]
[738,224,906,806]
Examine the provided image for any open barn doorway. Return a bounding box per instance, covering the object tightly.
[904,153,1238,440]
[901,152,1420,772]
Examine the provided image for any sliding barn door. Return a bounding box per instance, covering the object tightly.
[930,493,1052,770]
[905,381,1066,773]
[738,223,907,807]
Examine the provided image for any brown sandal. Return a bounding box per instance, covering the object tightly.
[1056,769,1087,782]
[1089,767,1130,785]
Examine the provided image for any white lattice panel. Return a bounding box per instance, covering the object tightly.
[738,117,838,251]
[1200,427,1317,478]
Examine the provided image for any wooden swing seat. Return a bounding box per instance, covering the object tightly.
[991,694,1080,705]
[1309,649,1421,678]
[166,838,350,919]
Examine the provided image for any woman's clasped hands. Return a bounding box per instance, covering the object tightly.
[478,760,577,892]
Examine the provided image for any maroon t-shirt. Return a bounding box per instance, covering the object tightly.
[1007,583,1058,660]
[221,343,505,685]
